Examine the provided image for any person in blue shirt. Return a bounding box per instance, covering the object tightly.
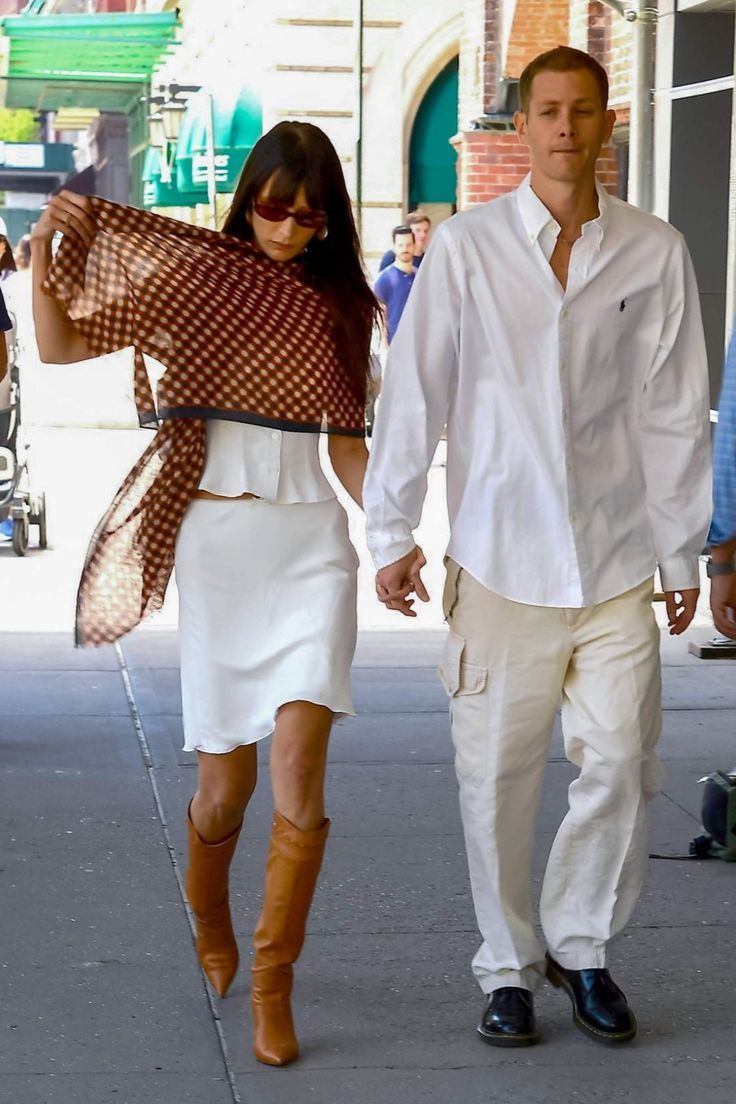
[374,225,417,346]
[708,328,736,637]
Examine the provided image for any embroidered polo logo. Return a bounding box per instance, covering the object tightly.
[619,298,628,312]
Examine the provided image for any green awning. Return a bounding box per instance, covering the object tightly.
[175,87,262,198]
[142,146,201,210]
[0,12,179,112]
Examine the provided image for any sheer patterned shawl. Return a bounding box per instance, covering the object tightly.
[43,198,365,646]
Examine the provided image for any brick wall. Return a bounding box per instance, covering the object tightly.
[505,0,570,77]
[587,2,610,63]
[452,127,530,208]
[483,0,502,112]
[608,11,633,105]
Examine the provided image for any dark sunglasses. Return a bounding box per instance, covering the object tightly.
[252,201,327,230]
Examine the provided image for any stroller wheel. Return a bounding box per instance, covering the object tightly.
[12,515,29,557]
[37,492,48,550]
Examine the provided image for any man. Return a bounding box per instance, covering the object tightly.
[364,47,711,1047]
[374,225,417,346]
[708,329,736,637]
[378,209,432,271]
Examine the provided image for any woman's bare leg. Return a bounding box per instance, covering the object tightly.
[191,743,258,842]
[270,700,333,828]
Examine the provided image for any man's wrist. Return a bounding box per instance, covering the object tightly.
[704,535,736,576]
[706,538,736,566]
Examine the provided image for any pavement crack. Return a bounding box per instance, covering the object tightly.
[114,642,243,1104]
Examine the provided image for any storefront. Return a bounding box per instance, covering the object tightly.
[655,0,736,405]
[0,8,179,205]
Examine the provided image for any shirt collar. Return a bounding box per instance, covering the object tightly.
[516,172,609,250]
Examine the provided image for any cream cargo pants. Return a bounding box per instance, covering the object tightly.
[439,560,662,994]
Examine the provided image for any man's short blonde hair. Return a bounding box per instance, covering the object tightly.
[407,208,431,228]
[519,46,609,113]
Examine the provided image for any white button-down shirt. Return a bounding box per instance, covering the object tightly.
[364,175,712,607]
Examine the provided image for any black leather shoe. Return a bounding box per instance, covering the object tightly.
[546,954,636,1043]
[477,987,539,1047]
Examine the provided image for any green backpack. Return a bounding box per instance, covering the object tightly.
[690,771,736,862]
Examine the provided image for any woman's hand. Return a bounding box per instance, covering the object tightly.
[31,191,96,250]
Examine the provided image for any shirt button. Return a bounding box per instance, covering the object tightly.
[567,461,572,473]
[561,309,569,319]
[271,432,278,440]
[570,513,577,525]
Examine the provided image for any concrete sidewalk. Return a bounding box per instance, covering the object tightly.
[1,626,735,1104]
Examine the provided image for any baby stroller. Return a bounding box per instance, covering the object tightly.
[0,313,47,556]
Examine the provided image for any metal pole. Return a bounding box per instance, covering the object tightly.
[204,92,218,230]
[354,0,364,237]
[724,24,736,350]
[628,4,657,211]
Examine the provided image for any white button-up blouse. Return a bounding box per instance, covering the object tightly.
[198,419,335,503]
[364,175,712,608]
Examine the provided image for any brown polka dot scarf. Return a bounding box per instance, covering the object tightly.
[43,198,365,646]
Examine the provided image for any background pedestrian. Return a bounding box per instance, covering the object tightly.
[378,208,432,271]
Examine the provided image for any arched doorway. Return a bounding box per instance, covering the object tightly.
[408,56,458,222]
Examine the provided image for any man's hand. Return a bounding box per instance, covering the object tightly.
[375,546,429,617]
[664,588,699,635]
[710,572,736,639]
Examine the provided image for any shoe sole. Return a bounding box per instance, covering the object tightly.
[476,1026,540,1048]
[546,960,636,1045]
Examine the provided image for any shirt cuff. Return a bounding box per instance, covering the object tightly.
[367,533,417,572]
[658,555,701,592]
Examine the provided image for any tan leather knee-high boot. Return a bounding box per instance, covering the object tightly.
[185,804,242,998]
[251,811,330,1066]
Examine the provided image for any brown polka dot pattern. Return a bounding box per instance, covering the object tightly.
[43,198,365,646]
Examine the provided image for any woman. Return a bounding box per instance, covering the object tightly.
[30,122,378,1067]
[0,234,17,281]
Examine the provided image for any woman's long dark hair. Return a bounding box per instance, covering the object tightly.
[222,122,379,402]
[0,235,17,278]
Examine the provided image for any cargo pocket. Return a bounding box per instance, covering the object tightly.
[438,630,489,785]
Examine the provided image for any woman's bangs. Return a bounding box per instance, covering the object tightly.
[265,163,326,211]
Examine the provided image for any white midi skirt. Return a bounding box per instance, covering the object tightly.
[175,496,359,754]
